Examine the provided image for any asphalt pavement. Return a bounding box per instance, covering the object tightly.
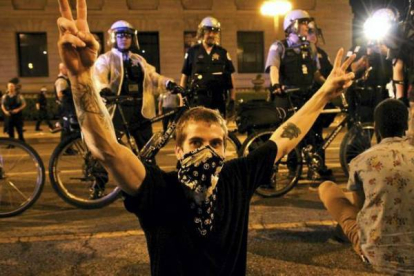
[0,121,384,275]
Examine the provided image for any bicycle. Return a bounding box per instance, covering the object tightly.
[0,138,46,218]
[49,86,241,209]
[239,88,376,198]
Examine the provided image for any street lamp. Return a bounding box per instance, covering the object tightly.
[260,0,292,34]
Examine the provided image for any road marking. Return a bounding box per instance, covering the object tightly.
[0,220,336,244]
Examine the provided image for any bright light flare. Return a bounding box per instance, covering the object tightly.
[260,0,292,16]
[364,15,392,41]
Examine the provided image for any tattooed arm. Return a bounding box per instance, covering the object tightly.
[271,49,355,163]
[57,0,145,195]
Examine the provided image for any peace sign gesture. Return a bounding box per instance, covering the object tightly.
[57,0,99,76]
[320,48,356,100]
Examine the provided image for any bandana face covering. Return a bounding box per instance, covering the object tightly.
[178,145,224,236]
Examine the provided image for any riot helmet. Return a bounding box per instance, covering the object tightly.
[283,9,314,35]
[108,20,139,51]
[196,16,221,42]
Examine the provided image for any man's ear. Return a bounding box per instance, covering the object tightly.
[175,145,184,160]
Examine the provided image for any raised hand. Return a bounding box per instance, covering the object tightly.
[320,48,356,100]
[57,0,99,76]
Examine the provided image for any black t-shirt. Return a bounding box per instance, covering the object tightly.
[181,44,235,93]
[124,141,277,276]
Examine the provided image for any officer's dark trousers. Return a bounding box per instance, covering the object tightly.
[194,93,226,118]
[36,109,54,130]
[113,105,153,151]
[346,86,389,126]
[7,114,24,142]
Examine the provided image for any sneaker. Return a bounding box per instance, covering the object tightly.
[6,145,15,149]
[35,128,42,132]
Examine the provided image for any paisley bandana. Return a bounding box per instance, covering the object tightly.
[178,145,224,236]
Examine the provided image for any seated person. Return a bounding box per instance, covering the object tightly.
[319,99,414,275]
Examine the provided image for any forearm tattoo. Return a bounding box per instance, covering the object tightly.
[72,83,112,130]
[281,122,301,140]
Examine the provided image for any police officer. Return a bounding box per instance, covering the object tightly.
[1,81,26,142]
[93,20,174,198]
[265,10,330,181]
[180,17,236,118]
[35,87,54,132]
[94,20,174,149]
[55,63,76,142]
[347,24,393,124]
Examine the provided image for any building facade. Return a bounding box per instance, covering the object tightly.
[0,0,352,93]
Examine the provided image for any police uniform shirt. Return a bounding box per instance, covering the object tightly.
[181,44,235,92]
[265,36,320,88]
[122,58,144,97]
[2,94,25,113]
[55,74,69,96]
[316,47,332,79]
[265,37,320,74]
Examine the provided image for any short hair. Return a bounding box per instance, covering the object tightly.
[374,99,408,138]
[175,107,228,148]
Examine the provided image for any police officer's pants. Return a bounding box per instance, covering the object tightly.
[7,114,24,142]
[194,92,226,118]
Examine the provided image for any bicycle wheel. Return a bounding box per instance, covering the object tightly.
[225,131,241,160]
[0,138,45,217]
[49,134,121,209]
[240,130,302,197]
[339,123,376,177]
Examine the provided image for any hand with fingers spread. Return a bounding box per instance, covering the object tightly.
[320,48,356,100]
[57,0,99,76]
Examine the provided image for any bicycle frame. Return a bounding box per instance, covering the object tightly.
[139,105,189,161]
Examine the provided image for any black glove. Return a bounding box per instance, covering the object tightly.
[100,88,114,97]
[269,83,283,94]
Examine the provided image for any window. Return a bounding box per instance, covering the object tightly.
[137,32,160,73]
[237,32,264,73]
[92,32,105,56]
[16,33,48,77]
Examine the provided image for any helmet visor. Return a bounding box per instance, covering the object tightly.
[297,18,314,26]
[203,26,220,33]
[115,32,133,39]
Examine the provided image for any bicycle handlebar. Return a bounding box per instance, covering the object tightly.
[102,95,142,105]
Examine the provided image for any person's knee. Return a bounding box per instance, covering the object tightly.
[318,181,338,204]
